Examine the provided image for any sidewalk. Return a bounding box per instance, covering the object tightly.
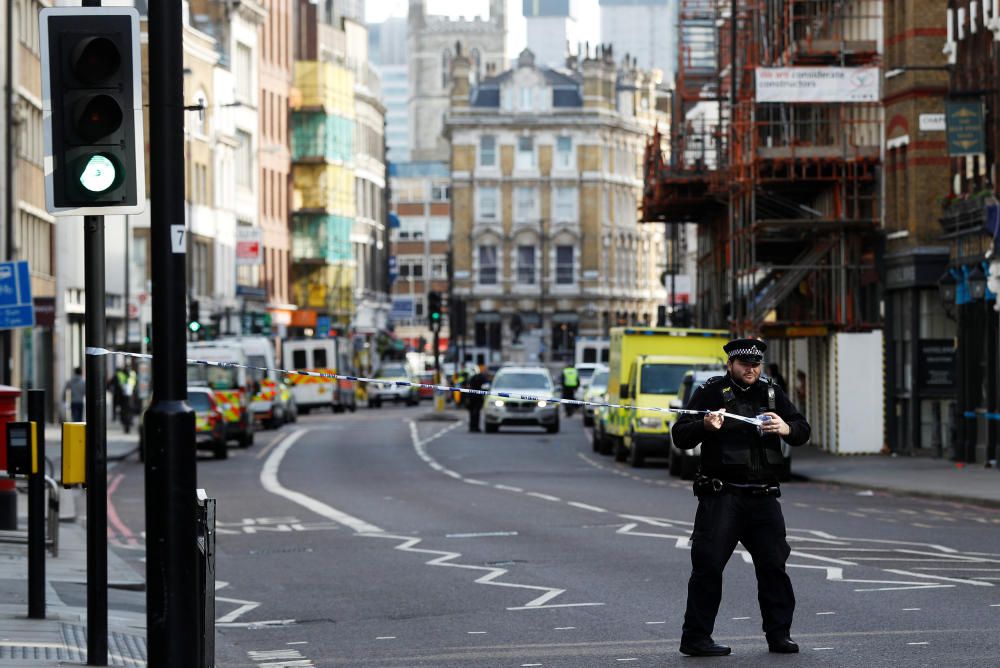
[0,424,146,666]
[792,444,1000,507]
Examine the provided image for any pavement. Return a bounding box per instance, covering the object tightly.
[792,443,1000,507]
[2,412,1000,664]
[0,420,145,666]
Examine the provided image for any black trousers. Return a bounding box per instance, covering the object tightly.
[682,493,794,642]
[468,405,481,431]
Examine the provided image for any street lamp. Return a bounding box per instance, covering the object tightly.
[938,270,957,306]
[967,264,988,301]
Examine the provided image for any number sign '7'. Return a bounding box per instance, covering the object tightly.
[171,225,186,253]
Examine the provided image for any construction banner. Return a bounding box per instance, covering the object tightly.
[755,67,879,103]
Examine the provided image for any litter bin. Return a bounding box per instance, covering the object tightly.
[0,386,22,529]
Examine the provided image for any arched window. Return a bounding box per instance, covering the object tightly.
[441,49,452,89]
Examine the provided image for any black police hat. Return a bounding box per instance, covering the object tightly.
[724,338,767,363]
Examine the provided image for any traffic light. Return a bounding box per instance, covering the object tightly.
[188,300,201,333]
[427,291,442,330]
[40,7,145,215]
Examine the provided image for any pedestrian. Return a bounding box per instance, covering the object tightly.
[795,370,807,415]
[119,362,138,433]
[767,363,788,393]
[108,367,123,420]
[63,367,86,422]
[671,337,811,657]
[464,364,489,432]
[561,363,579,416]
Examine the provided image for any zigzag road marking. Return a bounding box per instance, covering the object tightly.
[260,425,602,611]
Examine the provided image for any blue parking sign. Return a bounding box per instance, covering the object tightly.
[0,261,35,330]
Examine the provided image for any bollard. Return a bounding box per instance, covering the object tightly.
[196,489,216,668]
[27,389,46,619]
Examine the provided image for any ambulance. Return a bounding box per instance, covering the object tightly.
[187,341,255,447]
[224,336,295,429]
[282,337,357,414]
[594,327,728,467]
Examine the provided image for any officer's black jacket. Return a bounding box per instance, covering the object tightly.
[671,375,811,483]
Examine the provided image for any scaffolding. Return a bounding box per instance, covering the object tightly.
[643,0,883,335]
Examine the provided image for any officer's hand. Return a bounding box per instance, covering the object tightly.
[762,412,790,436]
[703,408,725,431]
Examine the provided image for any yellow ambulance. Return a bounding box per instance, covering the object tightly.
[594,327,728,467]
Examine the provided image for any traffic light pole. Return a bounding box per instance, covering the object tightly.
[84,214,108,665]
[146,0,198,666]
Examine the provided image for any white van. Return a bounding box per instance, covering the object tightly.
[187,341,254,447]
[282,338,357,414]
[222,336,295,429]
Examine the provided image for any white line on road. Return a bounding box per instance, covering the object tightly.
[645,621,666,625]
[732,616,750,620]
[526,492,562,502]
[467,631,487,634]
[908,642,930,645]
[902,608,922,611]
[375,636,396,640]
[261,429,384,534]
[495,484,524,492]
[567,501,608,513]
[553,627,576,630]
[813,647,835,651]
[816,612,836,615]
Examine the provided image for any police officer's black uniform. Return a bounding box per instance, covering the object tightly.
[464,369,489,432]
[671,338,811,657]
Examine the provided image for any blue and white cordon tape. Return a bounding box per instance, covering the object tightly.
[85,347,764,426]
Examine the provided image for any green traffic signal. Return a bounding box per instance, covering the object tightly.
[188,321,201,333]
[76,154,123,195]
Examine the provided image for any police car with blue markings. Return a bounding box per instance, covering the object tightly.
[484,366,560,434]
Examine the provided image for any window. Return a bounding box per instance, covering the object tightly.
[514,187,537,222]
[478,245,498,285]
[520,87,533,111]
[516,136,535,169]
[397,218,425,240]
[236,131,252,187]
[480,135,496,167]
[431,257,447,279]
[236,43,253,102]
[398,257,424,278]
[517,245,536,285]
[477,186,498,221]
[556,245,574,284]
[441,49,452,89]
[556,136,573,169]
[431,183,450,201]
[314,348,328,368]
[553,186,577,222]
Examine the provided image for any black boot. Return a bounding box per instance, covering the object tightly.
[767,637,799,654]
[679,638,732,657]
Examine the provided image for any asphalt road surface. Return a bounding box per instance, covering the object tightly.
[107,405,1000,667]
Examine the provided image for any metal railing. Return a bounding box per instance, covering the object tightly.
[0,473,60,557]
[196,488,216,668]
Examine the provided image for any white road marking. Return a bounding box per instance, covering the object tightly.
[220,619,296,628]
[883,570,994,587]
[506,602,606,610]
[287,641,309,645]
[645,621,666,625]
[261,429,383,534]
[902,608,922,611]
[567,501,608,513]
[521,664,543,667]
[446,531,519,538]
[813,647,835,651]
[495,484,524,492]
[816,612,836,615]
[616,659,639,662]
[991,604,1000,606]
[553,626,576,630]
[732,616,750,620]
[467,631,487,634]
[526,492,562,502]
[908,642,930,645]
[376,636,396,640]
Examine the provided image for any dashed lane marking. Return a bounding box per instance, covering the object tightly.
[813,647,835,651]
[908,642,930,645]
[375,636,396,640]
[902,608,922,611]
[645,621,666,625]
[467,631,487,634]
[526,492,562,502]
[732,616,751,620]
[816,612,836,615]
[553,627,576,630]
[567,501,608,513]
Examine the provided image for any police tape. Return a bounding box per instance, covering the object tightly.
[85,347,765,427]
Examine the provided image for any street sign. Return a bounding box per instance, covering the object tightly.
[236,227,263,266]
[946,101,985,156]
[0,261,35,330]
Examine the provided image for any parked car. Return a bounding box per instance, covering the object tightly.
[582,365,609,427]
[189,386,229,460]
[368,362,420,407]
[139,386,228,461]
[484,366,559,433]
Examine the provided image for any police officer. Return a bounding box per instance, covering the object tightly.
[561,364,579,416]
[464,364,489,432]
[671,338,811,657]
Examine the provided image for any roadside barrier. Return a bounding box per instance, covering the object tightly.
[86,347,765,427]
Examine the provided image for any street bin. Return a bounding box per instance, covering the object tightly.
[196,488,216,668]
[0,385,22,529]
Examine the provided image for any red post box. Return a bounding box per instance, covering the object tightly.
[0,385,21,530]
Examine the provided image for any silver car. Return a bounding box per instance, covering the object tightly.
[484,367,560,433]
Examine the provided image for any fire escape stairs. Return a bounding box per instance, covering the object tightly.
[750,237,838,329]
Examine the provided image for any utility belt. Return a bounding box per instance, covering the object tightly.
[693,475,781,499]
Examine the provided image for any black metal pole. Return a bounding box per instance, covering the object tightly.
[27,388,46,619]
[146,0,198,665]
[124,216,130,351]
[2,0,13,387]
[84,214,108,665]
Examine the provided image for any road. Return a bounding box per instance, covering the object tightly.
[106,405,1000,667]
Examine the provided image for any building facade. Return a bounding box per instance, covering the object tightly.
[259,0,293,313]
[408,0,507,162]
[523,0,584,69]
[369,17,409,163]
[291,1,388,336]
[882,0,954,457]
[939,1,1000,464]
[447,48,668,366]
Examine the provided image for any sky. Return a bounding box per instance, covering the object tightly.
[364,0,602,59]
